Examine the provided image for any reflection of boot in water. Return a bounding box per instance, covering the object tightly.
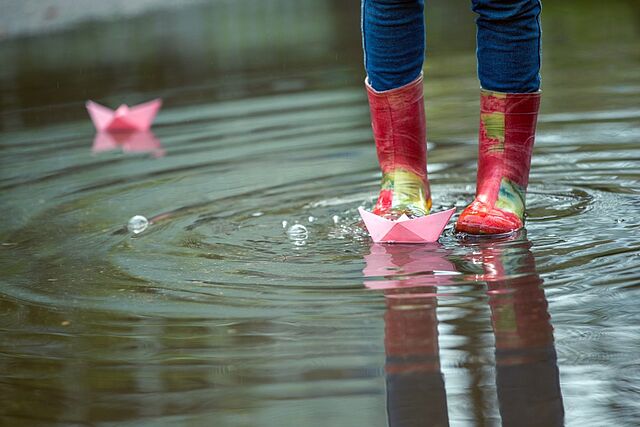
[385,292,449,427]
[363,244,451,427]
[478,238,564,427]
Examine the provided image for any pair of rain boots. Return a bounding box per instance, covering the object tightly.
[366,74,541,235]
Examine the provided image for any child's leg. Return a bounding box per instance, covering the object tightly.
[474,0,541,93]
[362,0,431,218]
[362,0,425,91]
[456,0,542,235]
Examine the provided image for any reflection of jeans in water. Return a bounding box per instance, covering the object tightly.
[361,0,542,92]
[496,348,564,427]
[387,371,449,427]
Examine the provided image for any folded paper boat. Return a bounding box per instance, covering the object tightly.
[86,99,162,132]
[358,207,456,243]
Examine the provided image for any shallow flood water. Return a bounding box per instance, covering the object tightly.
[1,1,640,426]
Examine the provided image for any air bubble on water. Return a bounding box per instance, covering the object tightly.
[127,215,149,234]
[287,224,308,244]
[308,216,316,223]
[282,220,288,229]
[287,224,308,237]
[332,215,340,225]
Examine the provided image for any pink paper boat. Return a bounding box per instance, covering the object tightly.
[358,207,456,243]
[86,99,162,132]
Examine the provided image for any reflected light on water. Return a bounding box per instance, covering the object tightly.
[92,131,164,158]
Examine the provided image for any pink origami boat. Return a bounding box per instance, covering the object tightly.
[86,99,162,132]
[358,207,456,243]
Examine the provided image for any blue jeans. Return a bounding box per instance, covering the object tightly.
[362,0,542,93]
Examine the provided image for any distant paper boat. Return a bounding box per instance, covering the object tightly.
[86,99,162,132]
[359,207,456,243]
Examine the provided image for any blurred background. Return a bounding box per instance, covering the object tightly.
[1,0,363,130]
[2,0,639,128]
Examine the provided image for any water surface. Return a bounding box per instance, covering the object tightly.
[1,1,640,426]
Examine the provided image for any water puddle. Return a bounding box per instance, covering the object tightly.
[1,1,639,425]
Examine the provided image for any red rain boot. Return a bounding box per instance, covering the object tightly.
[366,74,432,219]
[456,90,541,235]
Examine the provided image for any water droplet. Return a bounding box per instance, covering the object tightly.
[332,215,340,225]
[282,220,288,229]
[308,216,316,223]
[127,215,149,234]
[287,224,308,244]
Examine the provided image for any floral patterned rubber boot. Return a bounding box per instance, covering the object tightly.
[366,74,431,220]
[456,90,541,235]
